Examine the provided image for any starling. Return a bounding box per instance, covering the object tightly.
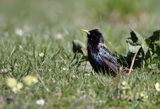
[81,29,121,75]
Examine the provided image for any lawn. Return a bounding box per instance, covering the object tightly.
[0,0,160,109]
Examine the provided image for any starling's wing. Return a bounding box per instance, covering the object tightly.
[99,46,117,63]
[99,46,120,73]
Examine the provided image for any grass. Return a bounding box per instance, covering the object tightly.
[0,0,160,108]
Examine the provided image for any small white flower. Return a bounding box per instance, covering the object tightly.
[19,45,23,49]
[71,74,76,79]
[121,81,128,86]
[84,73,91,77]
[62,67,68,71]
[155,82,160,92]
[36,99,45,106]
[16,82,23,90]
[98,100,106,105]
[55,33,63,40]
[0,68,8,74]
[15,28,24,36]
[11,82,23,93]
[39,52,44,57]
[12,87,18,93]
[49,69,52,72]
[15,63,18,67]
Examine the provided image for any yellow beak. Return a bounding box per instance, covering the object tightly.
[80,29,90,35]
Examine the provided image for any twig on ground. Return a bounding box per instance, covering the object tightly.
[128,52,138,75]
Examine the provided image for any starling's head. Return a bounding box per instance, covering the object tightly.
[81,29,104,47]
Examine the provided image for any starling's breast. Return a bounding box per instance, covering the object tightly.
[88,49,106,72]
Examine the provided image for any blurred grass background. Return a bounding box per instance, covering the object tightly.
[0,0,160,53]
[0,0,160,108]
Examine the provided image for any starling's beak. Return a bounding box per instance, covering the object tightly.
[80,29,90,35]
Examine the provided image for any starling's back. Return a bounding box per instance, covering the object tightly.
[87,43,120,75]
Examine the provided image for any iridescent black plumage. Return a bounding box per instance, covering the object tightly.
[82,29,121,75]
